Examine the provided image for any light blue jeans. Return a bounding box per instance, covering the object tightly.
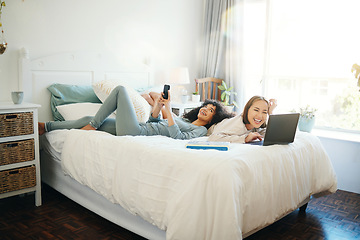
[45,86,146,136]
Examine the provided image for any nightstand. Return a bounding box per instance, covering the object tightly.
[0,102,42,206]
[171,101,202,116]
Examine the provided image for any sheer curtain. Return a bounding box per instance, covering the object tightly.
[200,0,246,109]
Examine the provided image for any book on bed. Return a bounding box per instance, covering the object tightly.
[185,141,230,151]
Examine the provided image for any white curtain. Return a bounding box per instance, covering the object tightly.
[200,0,246,109]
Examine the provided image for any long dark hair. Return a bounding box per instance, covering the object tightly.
[183,99,235,129]
[242,96,269,128]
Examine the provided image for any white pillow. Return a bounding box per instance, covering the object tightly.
[56,103,116,121]
[92,80,151,123]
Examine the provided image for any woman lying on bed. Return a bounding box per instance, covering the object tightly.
[39,85,234,139]
[208,95,277,143]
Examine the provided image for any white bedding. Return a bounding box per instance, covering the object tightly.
[47,129,337,240]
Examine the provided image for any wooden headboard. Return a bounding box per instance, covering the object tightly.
[18,48,152,122]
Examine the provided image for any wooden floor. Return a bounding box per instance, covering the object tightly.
[0,184,359,240]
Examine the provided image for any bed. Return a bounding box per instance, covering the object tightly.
[19,48,338,240]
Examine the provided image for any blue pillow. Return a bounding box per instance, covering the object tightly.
[47,83,101,121]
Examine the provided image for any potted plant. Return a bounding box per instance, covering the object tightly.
[192,91,200,102]
[298,105,317,133]
[0,0,7,55]
[351,63,360,90]
[218,80,239,111]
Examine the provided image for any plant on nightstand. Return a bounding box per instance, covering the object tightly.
[218,80,239,112]
[192,91,200,102]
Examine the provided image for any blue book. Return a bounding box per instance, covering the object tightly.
[186,141,230,151]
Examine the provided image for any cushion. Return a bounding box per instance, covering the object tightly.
[47,84,101,121]
[56,103,116,121]
[92,80,151,123]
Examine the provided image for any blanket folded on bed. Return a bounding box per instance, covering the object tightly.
[60,130,337,240]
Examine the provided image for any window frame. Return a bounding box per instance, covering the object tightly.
[261,0,360,134]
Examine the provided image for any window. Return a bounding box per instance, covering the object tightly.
[242,0,360,132]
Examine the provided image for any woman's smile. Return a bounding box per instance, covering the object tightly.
[246,100,269,130]
[253,118,263,124]
[198,104,216,122]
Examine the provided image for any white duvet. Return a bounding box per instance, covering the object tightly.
[56,129,337,240]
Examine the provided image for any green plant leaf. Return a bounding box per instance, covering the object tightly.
[218,85,226,91]
[221,91,226,101]
[225,95,230,105]
[218,80,239,106]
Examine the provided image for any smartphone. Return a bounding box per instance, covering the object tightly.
[163,84,170,99]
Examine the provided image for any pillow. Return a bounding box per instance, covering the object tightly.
[48,84,101,121]
[56,103,116,121]
[92,80,151,123]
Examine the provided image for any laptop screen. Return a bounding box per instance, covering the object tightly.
[263,113,300,146]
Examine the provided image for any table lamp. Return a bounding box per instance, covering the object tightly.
[168,67,190,102]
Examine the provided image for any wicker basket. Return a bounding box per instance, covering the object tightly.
[0,139,35,166]
[0,165,36,194]
[0,112,34,138]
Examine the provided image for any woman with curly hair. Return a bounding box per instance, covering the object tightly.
[39,85,234,140]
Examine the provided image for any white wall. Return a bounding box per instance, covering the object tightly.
[1,1,358,195]
[318,137,360,194]
[0,0,204,101]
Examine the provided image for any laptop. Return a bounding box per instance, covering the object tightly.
[248,113,300,146]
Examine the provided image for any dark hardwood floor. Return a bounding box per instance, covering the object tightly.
[0,184,359,240]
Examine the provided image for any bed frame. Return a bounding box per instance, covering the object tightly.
[18,47,152,122]
[19,48,166,239]
[19,48,332,240]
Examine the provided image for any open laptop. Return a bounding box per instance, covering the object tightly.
[248,113,300,146]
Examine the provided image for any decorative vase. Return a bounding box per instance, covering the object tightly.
[192,94,200,102]
[11,91,24,104]
[298,116,316,133]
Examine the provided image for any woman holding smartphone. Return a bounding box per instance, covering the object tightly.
[39,85,234,139]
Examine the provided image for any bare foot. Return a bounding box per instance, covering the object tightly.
[147,92,168,119]
[38,122,46,136]
[81,124,96,131]
[149,92,161,102]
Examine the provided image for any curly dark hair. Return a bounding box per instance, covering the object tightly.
[182,99,235,129]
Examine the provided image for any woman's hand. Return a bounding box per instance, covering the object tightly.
[159,91,172,111]
[159,91,175,126]
[268,98,277,115]
[150,92,166,119]
[245,132,263,143]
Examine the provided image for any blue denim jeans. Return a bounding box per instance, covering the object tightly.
[45,86,144,136]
